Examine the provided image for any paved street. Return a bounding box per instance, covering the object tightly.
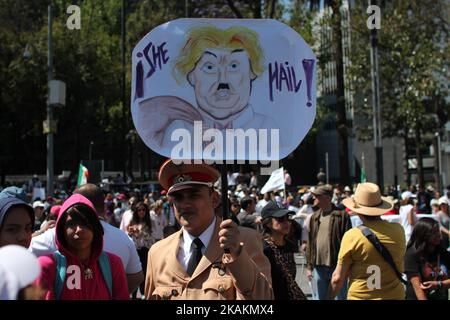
[295,253,314,299]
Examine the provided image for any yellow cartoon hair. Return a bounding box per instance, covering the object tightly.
[173,25,264,84]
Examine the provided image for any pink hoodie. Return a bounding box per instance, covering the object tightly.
[36,194,129,300]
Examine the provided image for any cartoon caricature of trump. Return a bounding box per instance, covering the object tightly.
[137,25,277,148]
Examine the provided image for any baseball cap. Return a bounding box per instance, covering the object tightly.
[438,196,449,206]
[50,205,62,217]
[311,185,333,197]
[261,201,295,220]
[401,191,413,200]
[32,200,44,209]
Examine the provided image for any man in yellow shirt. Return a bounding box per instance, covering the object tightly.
[328,182,406,300]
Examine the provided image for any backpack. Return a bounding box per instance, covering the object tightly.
[53,250,113,300]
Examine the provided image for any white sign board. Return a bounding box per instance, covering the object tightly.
[131,18,316,161]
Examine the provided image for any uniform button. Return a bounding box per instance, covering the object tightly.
[218,286,225,293]
[171,289,179,297]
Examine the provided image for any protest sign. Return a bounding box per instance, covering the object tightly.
[131,18,316,162]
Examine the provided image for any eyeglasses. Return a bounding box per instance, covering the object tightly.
[137,208,146,212]
[274,215,289,222]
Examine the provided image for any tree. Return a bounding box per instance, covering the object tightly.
[348,0,449,187]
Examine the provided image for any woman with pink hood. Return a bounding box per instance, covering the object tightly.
[36,194,129,300]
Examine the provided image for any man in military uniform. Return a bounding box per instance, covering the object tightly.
[144,159,273,300]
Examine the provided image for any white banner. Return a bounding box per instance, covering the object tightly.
[260,167,285,194]
[32,187,45,201]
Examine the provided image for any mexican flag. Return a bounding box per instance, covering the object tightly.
[360,153,366,183]
[77,163,89,186]
[360,167,366,183]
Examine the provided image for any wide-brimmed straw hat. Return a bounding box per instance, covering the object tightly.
[342,182,393,216]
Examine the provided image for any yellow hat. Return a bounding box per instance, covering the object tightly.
[158,159,220,195]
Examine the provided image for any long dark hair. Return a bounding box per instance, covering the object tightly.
[131,202,152,231]
[407,217,440,256]
[262,216,273,240]
[57,204,103,250]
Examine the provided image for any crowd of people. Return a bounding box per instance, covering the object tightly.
[1,162,450,300]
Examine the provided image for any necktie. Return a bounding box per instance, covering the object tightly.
[187,238,204,276]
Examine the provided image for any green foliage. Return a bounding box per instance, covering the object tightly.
[348,0,449,141]
[0,0,308,176]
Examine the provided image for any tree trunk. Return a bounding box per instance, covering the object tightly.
[432,133,441,192]
[226,0,244,18]
[269,0,277,18]
[127,133,134,181]
[403,132,411,187]
[415,124,424,188]
[253,0,262,18]
[330,0,350,186]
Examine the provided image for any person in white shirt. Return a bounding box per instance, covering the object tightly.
[227,171,239,190]
[399,191,417,242]
[120,196,138,233]
[437,196,450,249]
[149,200,167,241]
[256,193,271,215]
[249,172,258,189]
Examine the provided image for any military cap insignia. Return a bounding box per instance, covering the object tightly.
[174,174,192,184]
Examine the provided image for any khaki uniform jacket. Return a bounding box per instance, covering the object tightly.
[144,219,274,300]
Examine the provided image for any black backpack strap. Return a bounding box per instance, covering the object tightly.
[358,225,407,285]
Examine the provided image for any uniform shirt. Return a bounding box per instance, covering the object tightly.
[144,219,273,300]
[338,220,406,300]
[178,216,215,272]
